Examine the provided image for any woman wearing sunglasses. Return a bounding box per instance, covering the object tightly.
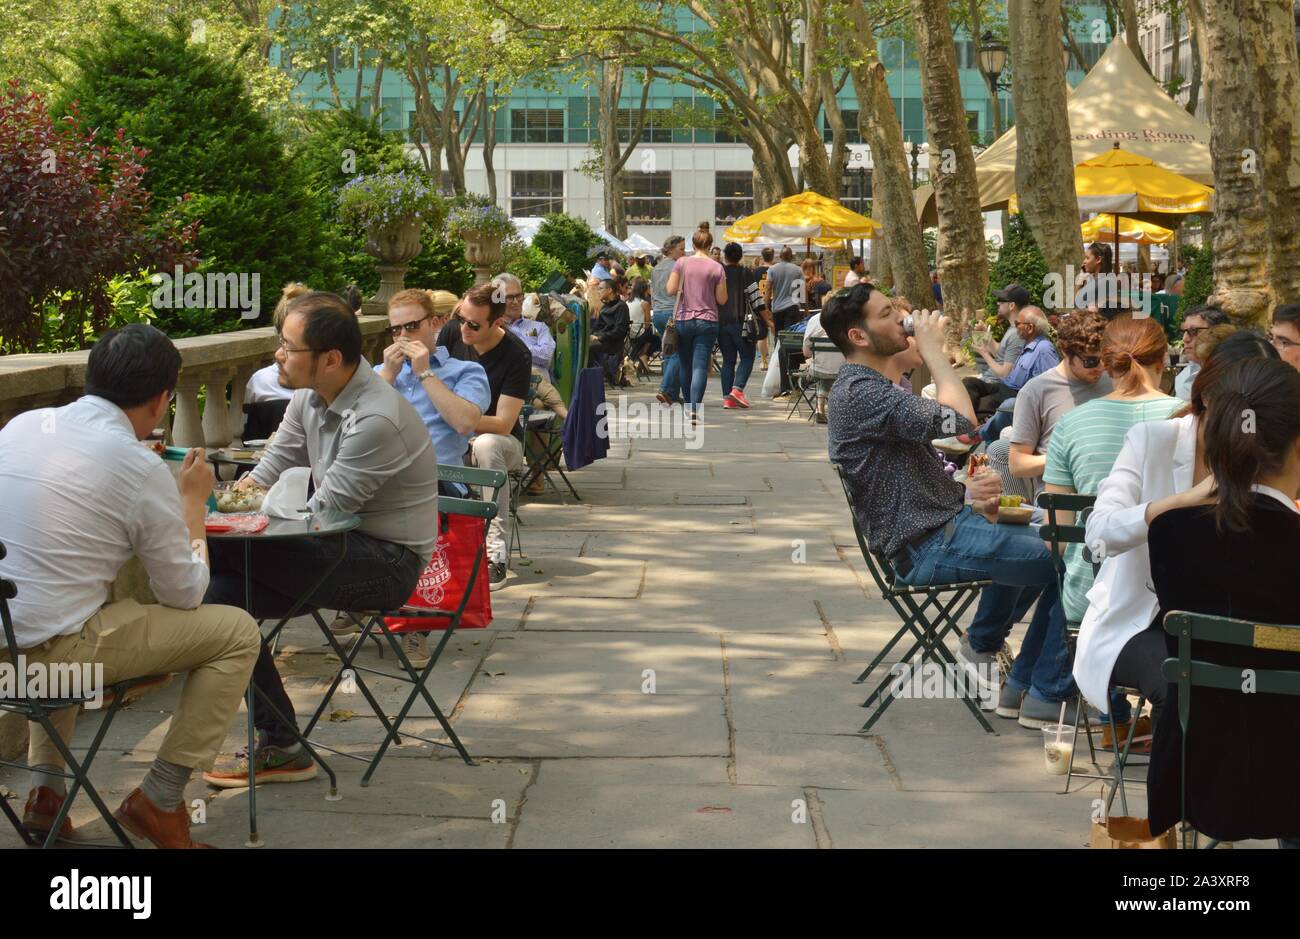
[1075,329,1279,751]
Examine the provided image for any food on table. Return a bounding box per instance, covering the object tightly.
[998,495,1024,508]
[214,484,266,513]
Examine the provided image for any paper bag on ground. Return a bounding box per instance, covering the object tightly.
[1090,816,1176,849]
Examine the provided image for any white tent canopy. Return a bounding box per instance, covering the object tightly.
[914,38,1212,223]
[623,232,659,253]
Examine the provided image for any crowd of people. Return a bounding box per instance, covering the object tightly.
[824,274,1300,848]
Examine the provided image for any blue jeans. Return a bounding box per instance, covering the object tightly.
[653,309,680,401]
[675,317,719,414]
[718,321,755,396]
[979,400,1016,442]
[895,507,1079,703]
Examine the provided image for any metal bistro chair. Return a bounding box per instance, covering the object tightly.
[1161,611,1300,850]
[831,464,996,734]
[1036,492,1147,811]
[301,468,505,787]
[0,540,168,848]
[799,337,840,423]
[506,373,543,560]
[778,331,816,420]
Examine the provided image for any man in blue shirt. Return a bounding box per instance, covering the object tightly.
[936,306,1060,451]
[377,288,491,481]
[591,250,612,281]
[498,273,557,375]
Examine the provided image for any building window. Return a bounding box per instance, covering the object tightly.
[714,172,753,225]
[822,110,861,144]
[510,109,564,143]
[617,109,673,143]
[840,170,872,215]
[966,110,981,136]
[622,171,672,226]
[510,171,564,217]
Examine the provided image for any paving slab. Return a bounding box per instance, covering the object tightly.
[450,693,729,758]
[511,781,817,849]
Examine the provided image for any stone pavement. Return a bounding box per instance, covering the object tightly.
[3,381,1170,849]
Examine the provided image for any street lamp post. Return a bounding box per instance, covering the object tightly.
[906,140,920,188]
[977,31,1008,141]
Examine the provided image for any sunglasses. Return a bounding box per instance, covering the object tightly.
[1181,326,1206,339]
[1076,354,1102,369]
[387,314,430,338]
[455,313,483,332]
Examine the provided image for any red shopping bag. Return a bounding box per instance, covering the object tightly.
[384,512,492,632]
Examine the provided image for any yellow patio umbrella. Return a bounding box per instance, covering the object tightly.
[1080,214,1174,246]
[723,190,880,254]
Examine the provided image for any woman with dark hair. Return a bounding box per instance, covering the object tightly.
[666,226,727,421]
[627,277,657,378]
[1076,329,1279,747]
[718,241,759,408]
[1077,241,1117,316]
[1143,357,1300,845]
[588,276,631,386]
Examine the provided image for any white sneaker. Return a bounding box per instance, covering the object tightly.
[931,435,975,455]
[402,632,431,669]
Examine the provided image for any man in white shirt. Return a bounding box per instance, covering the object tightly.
[0,325,261,848]
[1174,305,1229,401]
[801,309,846,424]
[842,256,867,288]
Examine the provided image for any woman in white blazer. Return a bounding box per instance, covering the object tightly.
[1075,331,1280,722]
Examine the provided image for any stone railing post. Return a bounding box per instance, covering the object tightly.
[200,367,235,448]
[171,374,204,448]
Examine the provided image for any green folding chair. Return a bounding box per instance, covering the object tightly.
[507,373,543,559]
[778,331,816,420]
[0,540,168,848]
[1161,611,1300,849]
[1036,491,1146,806]
[832,464,996,734]
[301,467,505,786]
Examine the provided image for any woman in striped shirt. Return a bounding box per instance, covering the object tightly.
[1044,317,1184,627]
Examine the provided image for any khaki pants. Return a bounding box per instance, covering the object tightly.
[469,432,524,564]
[10,599,260,772]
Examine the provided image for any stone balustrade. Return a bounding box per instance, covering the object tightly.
[0,315,394,443]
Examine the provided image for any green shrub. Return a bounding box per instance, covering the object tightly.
[1176,241,1214,320]
[507,244,568,292]
[404,231,475,296]
[533,213,604,276]
[986,214,1049,314]
[291,107,408,291]
[53,9,330,335]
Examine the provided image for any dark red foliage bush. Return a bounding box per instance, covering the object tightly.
[0,80,197,353]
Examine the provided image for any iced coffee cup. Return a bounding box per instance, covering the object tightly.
[1042,724,1073,775]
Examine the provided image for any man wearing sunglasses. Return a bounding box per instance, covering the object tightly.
[1174,304,1229,401]
[435,282,532,590]
[377,288,490,477]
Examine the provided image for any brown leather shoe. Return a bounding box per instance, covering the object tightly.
[113,788,214,849]
[23,786,74,840]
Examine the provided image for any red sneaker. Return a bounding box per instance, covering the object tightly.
[722,397,739,409]
[729,388,751,408]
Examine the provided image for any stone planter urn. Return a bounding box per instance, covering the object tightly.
[363,218,423,315]
[462,231,505,285]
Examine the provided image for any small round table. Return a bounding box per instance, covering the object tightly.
[208,449,263,480]
[207,508,360,846]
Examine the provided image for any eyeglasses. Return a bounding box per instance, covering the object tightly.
[504,293,524,302]
[387,315,430,338]
[277,337,317,354]
[454,313,483,332]
[1181,326,1206,339]
[1076,355,1102,369]
[1269,332,1300,351]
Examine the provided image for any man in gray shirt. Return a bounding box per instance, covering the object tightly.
[203,291,439,788]
[765,247,806,395]
[964,283,1029,417]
